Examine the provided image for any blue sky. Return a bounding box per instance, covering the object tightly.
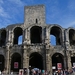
[0,0,75,29]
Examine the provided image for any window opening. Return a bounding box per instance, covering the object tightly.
[18,35,22,45]
[36,19,38,23]
[50,35,56,45]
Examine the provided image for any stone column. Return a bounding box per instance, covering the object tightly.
[5,46,10,74]
[63,53,68,69]
[62,29,65,46]
[9,57,11,74]
[65,29,70,50]
[45,27,50,44]
[27,56,29,69]
[49,56,52,75]
[23,47,29,69]
[5,29,12,74]
[21,56,23,68]
[67,51,72,70]
[46,54,50,71]
[6,30,13,46]
[23,29,28,44]
[27,29,30,44]
[42,27,45,43]
[46,54,52,75]
[43,56,46,70]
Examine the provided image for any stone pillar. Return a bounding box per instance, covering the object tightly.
[6,30,13,46]
[27,29,30,44]
[27,56,29,68]
[21,56,23,68]
[46,54,52,75]
[5,29,12,74]
[23,29,28,44]
[64,50,68,69]
[64,53,68,69]
[46,54,50,71]
[23,47,29,69]
[67,51,72,70]
[62,29,65,46]
[5,46,10,74]
[64,29,70,69]
[43,56,46,70]
[42,27,45,43]
[49,56,52,75]
[9,57,11,74]
[45,27,50,44]
[26,29,28,42]
[65,29,70,49]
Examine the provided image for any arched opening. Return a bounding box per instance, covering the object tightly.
[13,27,23,45]
[0,55,5,71]
[30,26,42,43]
[29,52,43,70]
[50,26,62,45]
[69,29,75,46]
[11,53,21,72]
[52,53,64,70]
[71,56,75,67]
[0,30,6,47]
[50,35,56,45]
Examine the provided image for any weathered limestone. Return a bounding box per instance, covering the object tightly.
[0,5,75,75]
[67,51,72,70]
[24,5,45,26]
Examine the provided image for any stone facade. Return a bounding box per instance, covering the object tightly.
[0,5,75,75]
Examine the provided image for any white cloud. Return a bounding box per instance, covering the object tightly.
[0,0,75,29]
[68,0,75,11]
[65,21,75,28]
[0,6,10,18]
[0,0,25,28]
[8,0,25,7]
[46,1,60,24]
[0,19,11,28]
[0,0,3,4]
[69,21,75,26]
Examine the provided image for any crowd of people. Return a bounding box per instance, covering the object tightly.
[52,67,75,75]
[0,67,75,75]
[21,67,74,75]
[29,69,50,75]
[53,69,73,75]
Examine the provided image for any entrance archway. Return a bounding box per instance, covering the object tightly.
[0,55,5,71]
[29,52,43,70]
[52,53,64,70]
[11,53,21,72]
[30,26,42,43]
[71,56,75,67]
